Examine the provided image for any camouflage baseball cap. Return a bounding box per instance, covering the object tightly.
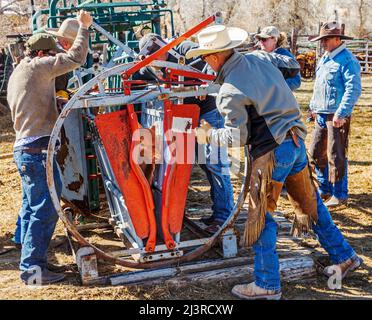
[26,33,57,51]
[255,26,280,40]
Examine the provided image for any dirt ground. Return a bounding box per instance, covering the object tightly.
[0,78,371,300]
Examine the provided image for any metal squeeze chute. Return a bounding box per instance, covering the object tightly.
[95,102,200,251]
[46,15,251,271]
[93,16,215,252]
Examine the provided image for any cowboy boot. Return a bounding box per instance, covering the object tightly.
[231,282,282,300]
[324,196,348,208]
[323,256,363,279]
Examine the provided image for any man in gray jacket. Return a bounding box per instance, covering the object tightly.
[187,24,362,299]
[7,10,92,285]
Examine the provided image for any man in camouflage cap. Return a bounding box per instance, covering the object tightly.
[7,10,92,286]
[26,33,58,52]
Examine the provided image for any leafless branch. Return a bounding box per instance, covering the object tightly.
[0,0,26,15]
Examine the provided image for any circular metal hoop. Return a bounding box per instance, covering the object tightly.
[46,62,252,269]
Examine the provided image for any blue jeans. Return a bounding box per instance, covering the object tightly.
[253,138,356,291]
[197,109,234,222]
[315,163,348,199]
[13,149,62,272]
[13,215,22,245]
[314,114,348,199]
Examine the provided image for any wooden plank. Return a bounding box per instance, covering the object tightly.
[110,256,252,286]
[165,257,315,286]
[85,210,319,287]
[109,256,316,287]
[238,236,315,259]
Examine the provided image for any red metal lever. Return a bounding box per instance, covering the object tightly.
[122,15,216,79]
[165,68,216,82]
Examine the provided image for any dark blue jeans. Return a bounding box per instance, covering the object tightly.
[13,149,62,272]
[197,109,234,222]
[253,137,356,291]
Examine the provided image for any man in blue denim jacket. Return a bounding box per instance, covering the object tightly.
[309,21,362,207]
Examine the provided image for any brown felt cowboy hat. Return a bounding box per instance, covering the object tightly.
[310,21,353,42]
[45,18,79,42]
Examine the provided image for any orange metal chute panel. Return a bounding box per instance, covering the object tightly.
[94,110,150,239]
[163,104,200,236]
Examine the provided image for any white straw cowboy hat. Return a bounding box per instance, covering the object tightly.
[45,18,80,42]
[185,25,248,59]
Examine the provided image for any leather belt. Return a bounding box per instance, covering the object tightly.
[286,128,300,148]
[15,147,48,154]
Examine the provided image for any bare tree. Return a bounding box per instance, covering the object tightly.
[0,0,28,15]
[357,0,368,37]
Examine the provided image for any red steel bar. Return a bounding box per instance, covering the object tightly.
[122,15,216,79]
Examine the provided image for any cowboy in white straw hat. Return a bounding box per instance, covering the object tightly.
[191,24,362,300]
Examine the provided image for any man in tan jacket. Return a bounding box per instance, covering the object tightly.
[10,18,81,249]
[7,10,92,285]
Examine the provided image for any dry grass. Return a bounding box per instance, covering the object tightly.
[0,77,371,300]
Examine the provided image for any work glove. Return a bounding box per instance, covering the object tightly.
[195,120,212,145]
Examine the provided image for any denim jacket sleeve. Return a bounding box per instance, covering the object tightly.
[335,59,362,118]
[251,50,300,79]
[274,48,301,91]
[285,74,301,91]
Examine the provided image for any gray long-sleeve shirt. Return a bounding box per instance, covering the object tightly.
[7,27,89,141]
[210,50,307,159]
